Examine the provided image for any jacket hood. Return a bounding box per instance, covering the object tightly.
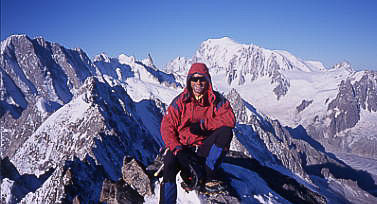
[184,63,214,102]
[186,63,212,88]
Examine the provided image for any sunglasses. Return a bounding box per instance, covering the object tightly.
[190,76,207,83]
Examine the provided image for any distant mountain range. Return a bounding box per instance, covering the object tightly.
[1,35,376,203]
[166,37,377,160]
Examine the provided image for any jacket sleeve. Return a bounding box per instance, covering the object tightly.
[202,96,236,131]
[161,98,183,151]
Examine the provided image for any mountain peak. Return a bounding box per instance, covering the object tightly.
[94,52,111,63]
[5,34,29,40]
[209,36,234,43]
[118,54,136,64]
[141,53,156,69]
[165,56,192,73]
[1,34,31,54]
[3,34,34,45]
[202,37,242,49]
[332,61,353,72]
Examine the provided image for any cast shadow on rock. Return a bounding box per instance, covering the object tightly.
[222,156,326,204]
[306,162,377,197]
[0,157,55,203]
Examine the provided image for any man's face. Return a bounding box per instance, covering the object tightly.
[190,74,208,95]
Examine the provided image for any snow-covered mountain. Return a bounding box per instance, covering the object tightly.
[167,37,326,100]
[166,37,377,160]
[1,34,96,159]
[1,35,377,203]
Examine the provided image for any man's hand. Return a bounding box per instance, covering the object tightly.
[190,122,206,135]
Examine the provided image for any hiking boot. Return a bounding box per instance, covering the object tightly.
[180,171,199,192]
[179,160,206,192]
[181,179,195,192]
[202,179,227,193]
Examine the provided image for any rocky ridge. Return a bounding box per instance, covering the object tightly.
[1,34,96,159]
[226,88,377,203]
[311,70,377,158]
[1,35,377,203]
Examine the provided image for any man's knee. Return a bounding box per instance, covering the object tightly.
[214,126,233,148]
[219,126,233,137]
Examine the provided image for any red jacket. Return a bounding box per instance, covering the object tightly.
[161,63,236,152]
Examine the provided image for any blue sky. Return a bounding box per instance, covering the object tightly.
[2,0,377,70]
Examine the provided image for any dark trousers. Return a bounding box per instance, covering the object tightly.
[160,126,233,204]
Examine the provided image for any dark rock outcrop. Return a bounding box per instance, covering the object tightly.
[297,99,313,113]
[224,151,327,204]
[327,79,360,136]
[311,71,377,158]
[99,179,143,204]
[327,71,377,136]
[354,71,377,112]
[121,157,152,197]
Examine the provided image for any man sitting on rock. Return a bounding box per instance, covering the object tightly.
[160,63,236,203]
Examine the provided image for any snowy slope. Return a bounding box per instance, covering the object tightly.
[94,48,376,203]
[167,37,377,160]
[1,34,96,159]
[2,35,377,203]
[10,76,164,203]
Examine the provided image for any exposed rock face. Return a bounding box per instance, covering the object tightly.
[227,89,310,179]
[121,157,152,197]
[0,157,54,203]
[226,88,248,123]
[226,89,377,203]
[327,79,360,136]
[5,76,161,203]
[99,157,150,204]
[329,71,377,126]
[226,89,253,158]
[297,100,313,113]
[354,71,377,112]
[0,35,96,158]
[224,151,327,204]
[271,70,290,100]
[99,179,144,204]
[198,193,239,204]
[312,71,377,158]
